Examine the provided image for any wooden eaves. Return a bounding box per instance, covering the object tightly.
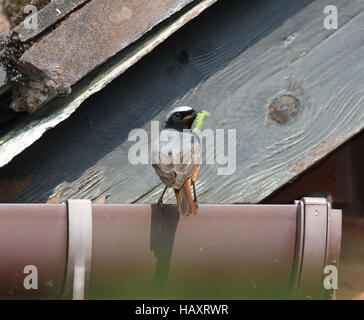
[0,0,363,205]
[0,0,218,167]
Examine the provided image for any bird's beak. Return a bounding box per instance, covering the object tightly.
[183,112,197,120]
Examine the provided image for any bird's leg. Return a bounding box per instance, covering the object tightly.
[157,186,168,208]
[191,179,199,209]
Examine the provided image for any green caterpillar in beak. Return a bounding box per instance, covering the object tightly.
[194,110,211,130]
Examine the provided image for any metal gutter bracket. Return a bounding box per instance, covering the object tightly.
[290,197,340,299]
[63,199,93,300]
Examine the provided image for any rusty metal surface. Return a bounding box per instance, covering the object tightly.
[11,0,195,112]
[0,200,342,299]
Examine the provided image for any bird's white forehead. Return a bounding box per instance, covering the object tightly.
[172,106,192,113]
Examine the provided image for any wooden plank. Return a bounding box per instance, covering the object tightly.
[13,0,89,42]
[139,3,364,204]
[266,132,364,218]
[0,0,218,166]
[0,0,363,204]
[12,0,197,112]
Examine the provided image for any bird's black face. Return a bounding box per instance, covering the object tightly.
[163,107,197,131]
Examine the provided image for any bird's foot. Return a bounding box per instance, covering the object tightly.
[157,198,164,209]
[194,200,199,210]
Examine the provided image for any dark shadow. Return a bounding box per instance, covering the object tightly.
[149,204,180,296]
[0,91,22,132]
[0,0,315,202]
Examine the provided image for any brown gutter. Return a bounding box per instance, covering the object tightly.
[0,198,341,299]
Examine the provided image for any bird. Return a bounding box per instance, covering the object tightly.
[151,106,209,216]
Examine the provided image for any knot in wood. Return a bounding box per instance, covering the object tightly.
[269,94,300,124]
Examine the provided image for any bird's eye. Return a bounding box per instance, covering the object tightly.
[175,113,182,119]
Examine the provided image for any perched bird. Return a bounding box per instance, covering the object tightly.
[152,106,210,216]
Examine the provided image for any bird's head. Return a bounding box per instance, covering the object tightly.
[162,106,197,131]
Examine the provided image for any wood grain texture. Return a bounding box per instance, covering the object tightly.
[0,0,218,166]
[0,0,363,204]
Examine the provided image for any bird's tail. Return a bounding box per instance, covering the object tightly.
[174,179,196,216]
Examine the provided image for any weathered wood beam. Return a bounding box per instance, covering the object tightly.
[0,0,218,167]
[0,0,87,96]
[12,0,89,42]
[0,0,363,205]
[141,2,364,205]
[8,0,200,113]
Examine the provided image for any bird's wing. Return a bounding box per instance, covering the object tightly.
[152,163,176,187]
[152,129,202,189]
